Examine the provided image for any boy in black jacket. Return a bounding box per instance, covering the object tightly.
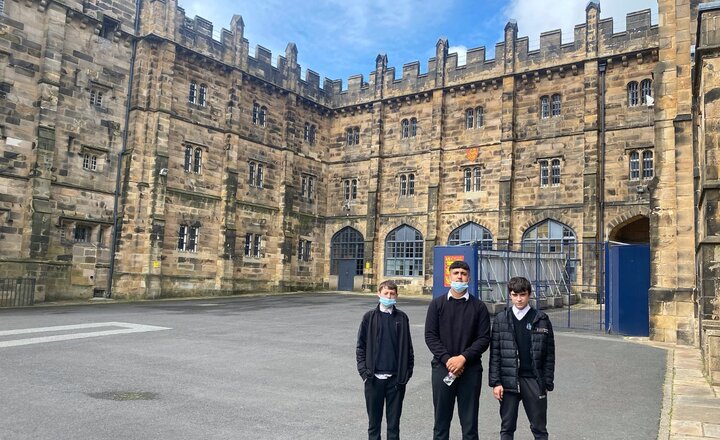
[356,280,414,440]
[489,276,555,440]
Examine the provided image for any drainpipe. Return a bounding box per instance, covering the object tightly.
[106,0,142,298]
[598,61,607,300]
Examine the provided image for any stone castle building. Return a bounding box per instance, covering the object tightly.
[0,0,718,372]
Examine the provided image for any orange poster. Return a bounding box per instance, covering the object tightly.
[443,255,464,287]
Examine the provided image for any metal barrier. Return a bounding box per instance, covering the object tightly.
[477,243,605,333]
[0,278,36,307]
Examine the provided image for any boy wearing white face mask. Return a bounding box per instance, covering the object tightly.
[356,280,415,440]
[425,260,491,440]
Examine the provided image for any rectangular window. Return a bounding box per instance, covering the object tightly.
[189,81,197,104]
[540,97,549,119]
[551,94,561,117]
[298,239,312,262]
[89,89,104,107]
[301,174,316,201]
[539,160,549,187]
[408,174,415,196]
[74,225,92,243]
[177,225,198,252]
[464,169,472,192]
[244,233,262,258]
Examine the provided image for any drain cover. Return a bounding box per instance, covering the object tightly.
[87,391,159,401]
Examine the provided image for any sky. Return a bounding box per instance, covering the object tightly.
[181,0,658,89]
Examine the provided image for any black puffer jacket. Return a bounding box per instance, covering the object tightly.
[488,307,555,393]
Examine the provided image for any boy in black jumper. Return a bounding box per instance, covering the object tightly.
[356,280,414,440]
[489,276,555,440]
[425,260,491,440]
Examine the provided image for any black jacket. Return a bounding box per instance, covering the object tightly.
[488,307,555,393]
[356,305,414,385]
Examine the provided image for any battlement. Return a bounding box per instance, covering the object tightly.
[332,4,657,107]
[137,0,658,108]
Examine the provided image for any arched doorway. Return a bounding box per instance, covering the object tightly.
[609,215,650,243]
[330,227,364,291]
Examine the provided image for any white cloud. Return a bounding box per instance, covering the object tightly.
[449,46,468,66]
[503,0,657,48]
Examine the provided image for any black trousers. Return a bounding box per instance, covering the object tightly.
[431,361,483,440]
[364,375,406,440]
[499,376,548,440]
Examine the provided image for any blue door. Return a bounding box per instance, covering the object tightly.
[338,260,355,291]
[605,242,650,336]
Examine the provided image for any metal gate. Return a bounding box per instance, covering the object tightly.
[477,243,605,332]
[0,278,36,307]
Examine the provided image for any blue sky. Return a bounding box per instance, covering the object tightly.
[182,0,657,88]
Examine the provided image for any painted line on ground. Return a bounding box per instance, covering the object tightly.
[0,322,171,348]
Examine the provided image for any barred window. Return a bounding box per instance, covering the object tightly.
[540,96,550,119]
[551,159,561,186]
[298,239,312,262]
[401,119,409,139]
[641,79,652,105]
[178,225,199,252]
[410,118,417,137]
[184,146,201,174]
[399,173,415,196]
[539,160,549,187]
[346,127,360,145]
[244,233,262,258]
[384,225,424,277]
[252,103,267,126]
[301,174,316,201]
[475,107,484,127]
[628,81,639,107]
[522,219,577,260]
[463,167,482,192]
[629,151,640,180]
[463,168,472,192]
[642,150,654,179]
[466,108,474,129]
[189,80,197,104]
[551,94,561,116]
[74,225,92,243]
[304,123,316,144]
[343,178,358,201]
[198,84,207,107]
[473,167,481,191]
[248,161,264,188]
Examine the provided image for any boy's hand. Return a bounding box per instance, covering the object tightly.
[493,385,504,401]
[446,355,466,374]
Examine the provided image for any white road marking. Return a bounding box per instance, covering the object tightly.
[0,322,171,348]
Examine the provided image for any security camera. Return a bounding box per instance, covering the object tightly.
[159,168,168,176]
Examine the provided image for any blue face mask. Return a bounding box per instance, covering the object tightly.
[450,281,468,293]
[379,297,397,307]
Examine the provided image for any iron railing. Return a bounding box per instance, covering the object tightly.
[0,278,36,307]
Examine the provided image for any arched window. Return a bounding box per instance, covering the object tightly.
[640,79,652,104]
[448,222,493,250]
[399,174,407,196]
[540,96,550,119]
[628,81,639,106]
[522,219,576,258]
[642,150,654,179]
[551,159,561,186]
[193,148,202,174]
[184,146,193,172]
[385,225,424,276]
[252,103,260,125]
[188,80,197,104]
[466,108,474,129]
[401,119,409,138]
[330,227,365,275]
[475,106,484,127]
[410,118,417,137]
[198,84,207,107]
[551,94,561,116]
[407,173,415,195]
[629,151,640,180]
